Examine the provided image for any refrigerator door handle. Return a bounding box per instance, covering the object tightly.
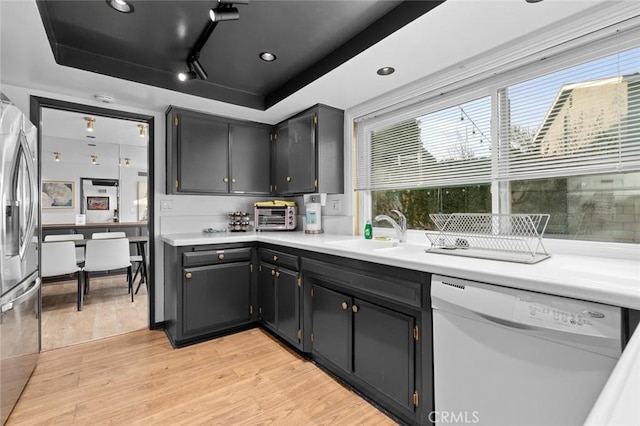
[11,130,38,260]
[1,275,40,314]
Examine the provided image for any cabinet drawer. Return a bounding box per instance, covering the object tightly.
[259,248,299,271]
[183,247,252,267]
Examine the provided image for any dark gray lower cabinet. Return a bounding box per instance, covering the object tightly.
[164,243,256,347]
[258,262,302,349]
[352,298,415,411]
[304,256,427,426]
[310,284,350,372]
[258,263,276,329]
[183,263,251,334]
[311,284,416,413]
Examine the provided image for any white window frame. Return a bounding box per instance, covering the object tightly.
[345,10,640,257]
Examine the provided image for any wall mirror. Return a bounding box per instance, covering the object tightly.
[40,108,148,225]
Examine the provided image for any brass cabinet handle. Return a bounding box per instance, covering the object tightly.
[341,302,348,310]
[286,176,291,182]
[271,269,276,276]
[231,178,237,184]
[218,254,225,260]
[273,255,278,262]
[352,304,359,313]
[275,271,280,278]
[223,177,229,183]
[185,272,192,279]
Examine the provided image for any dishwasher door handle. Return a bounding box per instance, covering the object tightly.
[476,311,540,331]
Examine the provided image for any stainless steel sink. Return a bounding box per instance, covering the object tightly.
[325,239,398,250]
[325,239,426,255]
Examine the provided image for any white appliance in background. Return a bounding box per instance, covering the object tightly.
[0,92,40,425]
[303,193,326,234]
[431,275,621,426]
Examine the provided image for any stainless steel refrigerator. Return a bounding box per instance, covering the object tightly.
[0,92,40,425]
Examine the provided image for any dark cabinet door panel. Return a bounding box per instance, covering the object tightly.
[183,262,251,334]
[311,284,350,372]
[287,111,316,194]
[258,262,276,329]
[177,114,228,193]
[353,298,415,412]
[274,123,289,194]
[229,123,271,194]
[277,268,299,346]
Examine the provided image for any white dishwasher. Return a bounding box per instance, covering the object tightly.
[431,275,622,426]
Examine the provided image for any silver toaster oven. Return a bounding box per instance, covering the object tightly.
[255,205,297,231]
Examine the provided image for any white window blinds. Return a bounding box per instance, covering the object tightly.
[497,46,640,181]
[356,96,492,191]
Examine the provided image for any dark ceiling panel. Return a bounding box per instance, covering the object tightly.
[36,0,446,110]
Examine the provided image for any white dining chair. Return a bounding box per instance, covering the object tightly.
[92,232,146,292]
[41,241,84,311]
[82,238,133,308]
[44,233,85,265]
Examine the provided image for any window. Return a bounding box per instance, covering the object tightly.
[356,40,640,244]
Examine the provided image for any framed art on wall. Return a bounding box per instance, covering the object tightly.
[41,180,74,208]
[86,196,110,211]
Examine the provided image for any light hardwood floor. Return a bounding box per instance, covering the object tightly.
[41,273,148,351]
[8,328,397,425]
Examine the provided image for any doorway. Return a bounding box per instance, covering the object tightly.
[31,96,155,350]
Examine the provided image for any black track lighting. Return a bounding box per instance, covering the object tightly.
[209,7,239,22]
[178,1,247,82]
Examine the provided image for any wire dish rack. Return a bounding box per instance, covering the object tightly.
[425,213,551,264]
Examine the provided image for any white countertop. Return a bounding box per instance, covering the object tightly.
[161,230,640,426]
[162,231,640,310]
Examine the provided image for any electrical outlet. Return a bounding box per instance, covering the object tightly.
[160,200,174,212]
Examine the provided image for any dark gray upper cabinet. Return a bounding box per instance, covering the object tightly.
[273,104,344,195]
[166,106,271,195]
[273,121,290,194]
[229,122,271,194]
[287,110,317,194]
[175,112,229,194]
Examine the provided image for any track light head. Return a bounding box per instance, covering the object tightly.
[209,7,239,22]
[189,58,208,80]
[178,71,197,82]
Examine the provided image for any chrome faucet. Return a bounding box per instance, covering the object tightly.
[374,209,407,243]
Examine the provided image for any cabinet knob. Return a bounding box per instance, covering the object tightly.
[185,272,192,279]
[276,271,280,278]
[341,302,348,310]
[231,178,237,184]
[218,254,225,260]
[223,177,229,183]
[273,255,278,262]
[352,304,359,313]
[286,176,291,182]
[271,269,276,276]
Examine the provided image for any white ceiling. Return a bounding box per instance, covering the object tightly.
[0,0,626,127]
[41,108,148,146]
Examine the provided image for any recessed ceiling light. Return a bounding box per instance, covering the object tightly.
[106,0,134,13]
[259,52,277,62]
[525,0,544,3]
[377,67,395,76]
[88,143,97,146]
